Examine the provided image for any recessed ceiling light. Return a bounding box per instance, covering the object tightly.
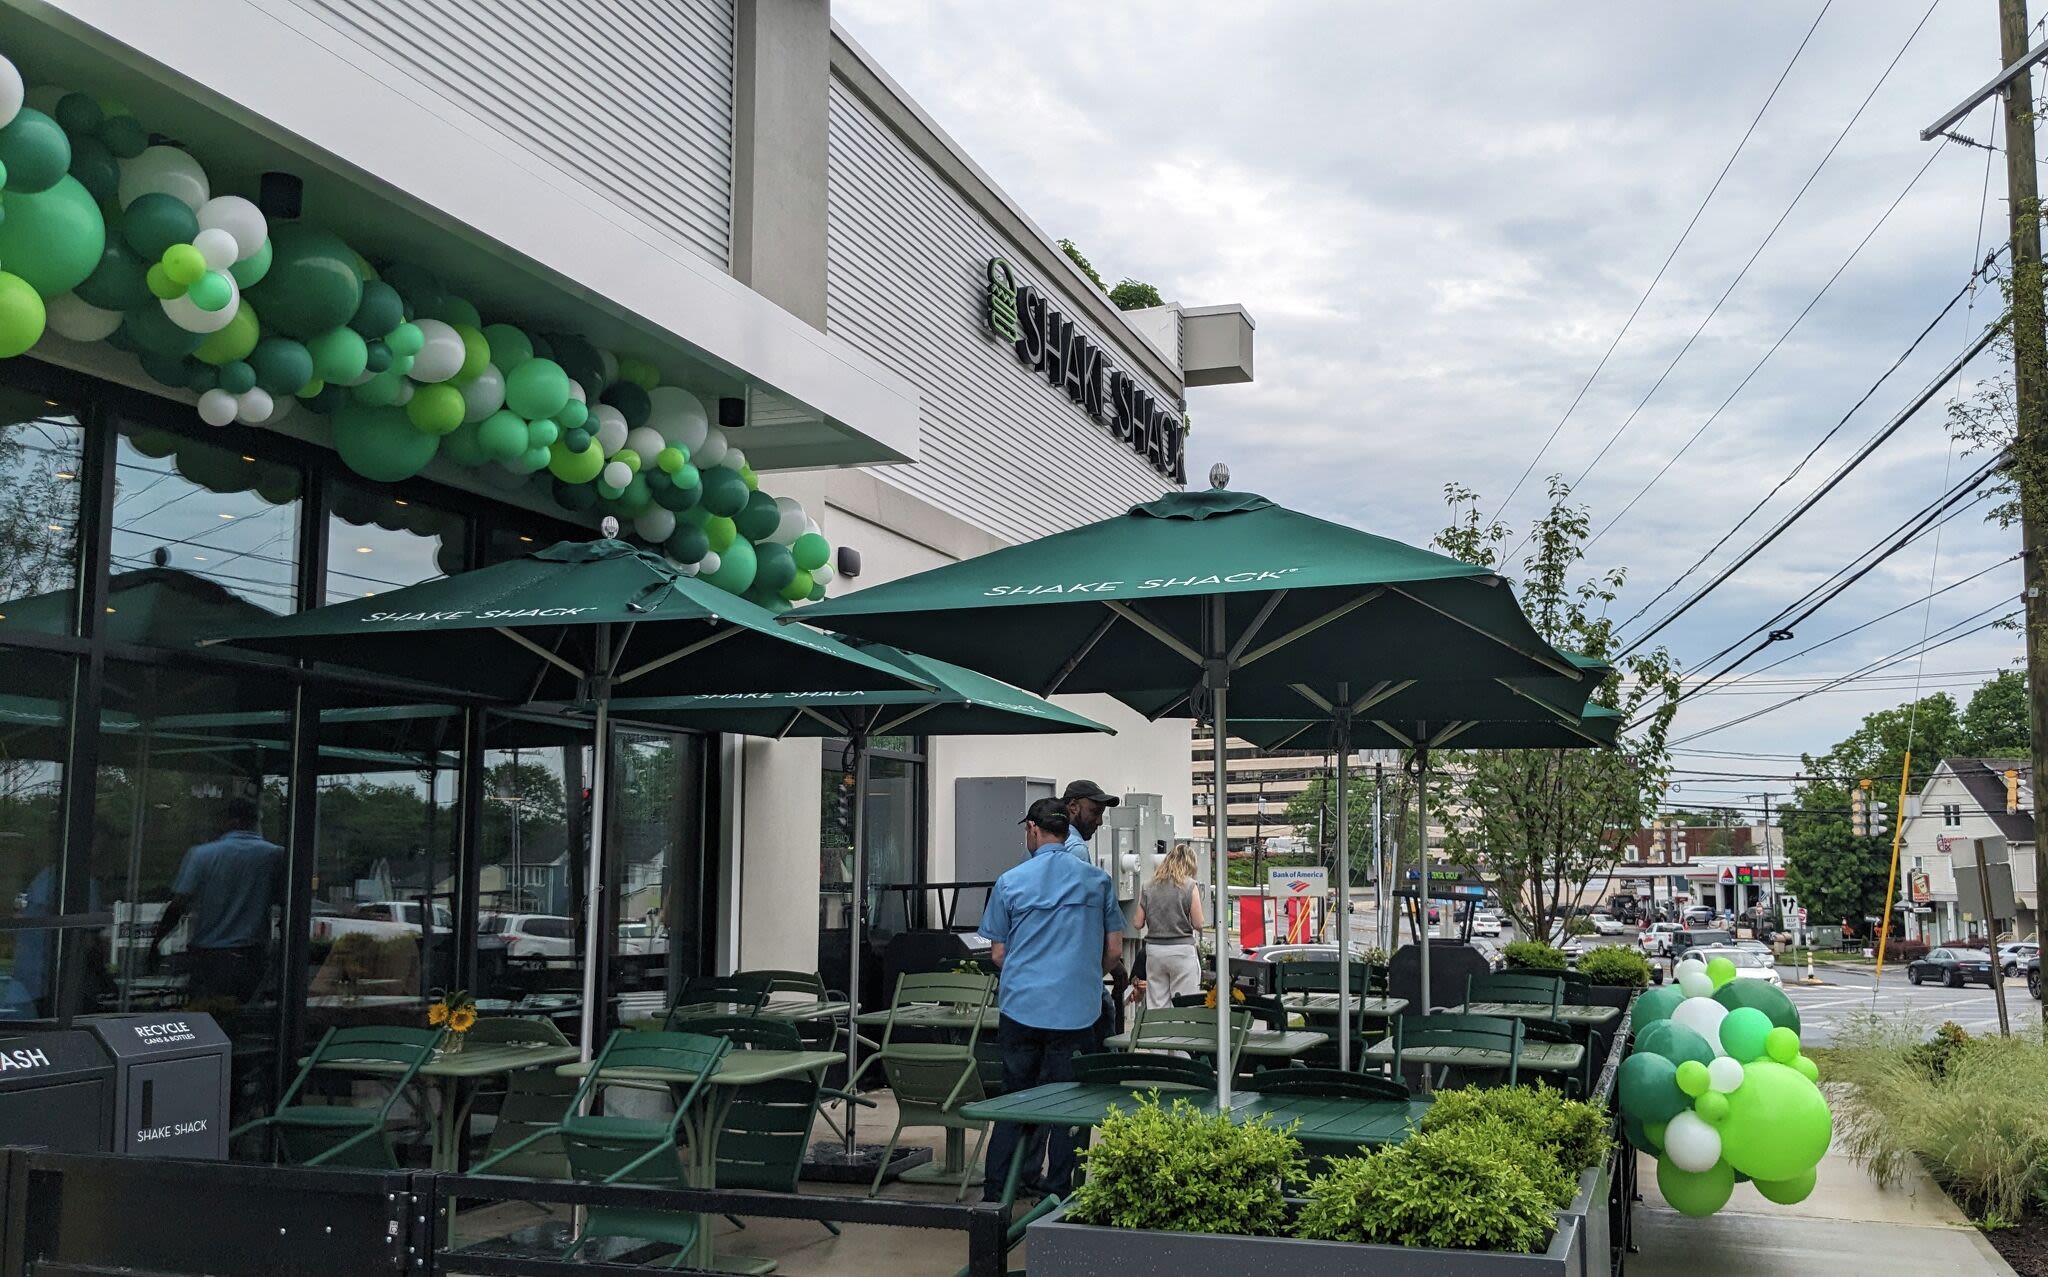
[193,555,208,562]
[519,535,533,543]
[218,513,235,520]
[240,455,255,463]
[104,607,116,614]
[356,546,372,554]
[394,499,409,507]
[54,471,75,481]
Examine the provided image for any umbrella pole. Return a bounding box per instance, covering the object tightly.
[1416,746,1430,1017]
[844,726,870,1155]
[1206,599,1233,1105]
[578,635,611,1063]
[1334,688,1352,1071]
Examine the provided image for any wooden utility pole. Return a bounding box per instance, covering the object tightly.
[1998,0,2048,1027]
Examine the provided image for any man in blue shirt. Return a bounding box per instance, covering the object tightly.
[979,797,1125,1202]
[151,797,285,1007]
[1060,779,1128,1042]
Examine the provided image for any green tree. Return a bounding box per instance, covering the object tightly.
[1284,771,1379,882]
[1431,479,1680,943]
[1058,238,1105,291]
[1960,669,2030,756]
[1109,279,1164,311]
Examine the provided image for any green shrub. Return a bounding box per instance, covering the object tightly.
[1576,946,1652,988]
[1564,918,1596,937]
[1908,1021,1973,1081]
[1296,1126,1561,1252]
[1067,1093,1306,1236]
[1503,940,1569,971]
[1420,1084,1611,1191]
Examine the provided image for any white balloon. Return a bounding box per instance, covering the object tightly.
[624,426,665,463]
[602,460,633,490]
[1663,1111,1722,1174]
[811,560,834,585]
[646,385,709,451]
[118,145,210,211]
[195,195,267,261]
[1674,958,1707,981]
[671,559,700,578]
[804,516,822,538]
[591,404,629,456]
[235,388,275,425]
[566,379,587,403]
[1670,996,1728,1056]
[698,550,721,577]
[721,446,748,472]
[161,279,241,334]
[1707,1056,1745,1093]
[695,425,728,468]
[769,496,806,545]
[1676,968,1714,1000]
[408,319,465,383]
[460,364,506,423]
[0,58,23,130]
[197,388,238,427]
[193,227,239,272]
[633,509,676,543]
[394,380,414,406]
[44,293,122,341]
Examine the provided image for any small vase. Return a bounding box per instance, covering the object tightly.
[443,1031,466,1055]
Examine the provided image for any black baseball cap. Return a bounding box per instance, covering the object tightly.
[1060,780,1120,807]
[1020,797,1071,834]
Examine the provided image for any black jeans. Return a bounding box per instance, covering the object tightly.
[981,1015,1093,1201]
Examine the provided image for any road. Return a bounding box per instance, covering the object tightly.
[1786,963,2044,1044]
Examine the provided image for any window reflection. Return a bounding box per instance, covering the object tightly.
[326,483,466,603]
[0,649,72,1020]
[0,390,84,636]
[111,424,300,628]
[475,718,588,1035]
[610,730,704,1026]
[818,737,926,1014]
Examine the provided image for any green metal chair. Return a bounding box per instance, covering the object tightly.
[476,1029,732,1268]
[1466,970,1565,1015]
[231,1025,445,1168]
[1247,1066,1408,1101]
[1069,1051,1216,1091]
[849,970,995,1200]
[662,973,771,1026]
[1129,1004,1252,1077]
[467,1017,578,1177]
[1520,1018,1595,1098]
[1390,1012,1524,1087]
[1273,958,1385,999]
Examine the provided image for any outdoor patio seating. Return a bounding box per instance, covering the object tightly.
[1247,1065,1409,1101]
[1273,958,1386,998]
[1465,970,1566,1014]
[849,971,996,1199]
[662,973,772,1025]
[466,1017,577,1178]
[230,1025,445,1169]
[1069,1050,1217,1091]
[1127,1005,1253,1077]
[1519,1018,1596,1098]
[1389,1011,1526,1087]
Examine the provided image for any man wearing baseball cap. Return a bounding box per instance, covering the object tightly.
[1058,779,1119,863]
[978,796,1126,1201]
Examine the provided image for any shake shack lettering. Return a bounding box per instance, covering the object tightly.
[981,567,1302,597]
[985,257,1185,483]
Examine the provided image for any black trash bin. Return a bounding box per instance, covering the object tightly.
[0,1028,114,1152]
[79,1013,231,1159]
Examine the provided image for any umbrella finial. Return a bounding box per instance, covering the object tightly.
[600,516,620,540]
[1208,463,1230,490]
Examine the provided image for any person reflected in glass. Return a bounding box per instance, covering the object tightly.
[150,795,285,1010]
[1129,843,1206,1010]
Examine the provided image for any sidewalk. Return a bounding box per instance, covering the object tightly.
[1631,1144,2016,1276]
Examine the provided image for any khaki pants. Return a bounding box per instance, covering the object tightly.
[1143,943,1201,1008]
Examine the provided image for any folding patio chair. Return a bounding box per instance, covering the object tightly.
[468,1017,577,1178]
[1129,1004,1252,1078]
[849,970,995,1199]
[1390,1011,1525,1088]
[1069,1050,1217,1091]
[1246,1066,1408,1101]
[1519,1018,1595,1099]
[230,1025,445,1168]
[1272,958,1385,999]
[662,973,771,1026]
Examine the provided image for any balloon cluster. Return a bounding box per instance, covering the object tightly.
[1616,958,1833,1218]
[0,52,833,609]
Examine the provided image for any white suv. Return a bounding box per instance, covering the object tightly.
[482,913,575,958]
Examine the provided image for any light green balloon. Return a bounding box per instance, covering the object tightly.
[1765,1026,1801,1065]
[1706,956,1738,990]
[1657,1158,1734,1218]
[1721,1061,1832,1182]
[1674,1059,1710,1098]
[1791,1054,1819,1083]
[1753,1169,1816,1205]
[1719,1007,1774,1063]
[704,515,736,553]
[228,238,272,289]
[0,272,46,357]
[1694,1090,1730,1125]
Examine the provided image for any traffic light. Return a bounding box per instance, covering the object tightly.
[1852,778,1871,837]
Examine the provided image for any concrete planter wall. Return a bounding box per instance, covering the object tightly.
[1028,1164,1609,1277]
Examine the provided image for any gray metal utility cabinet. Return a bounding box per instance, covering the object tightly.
[81,1013,231,1159]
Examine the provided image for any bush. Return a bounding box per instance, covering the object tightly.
[1296,1126,1561,1252]
[1892,941,1931,965]
[1420,1084,1611,1191]
[1909,1021,1973,1082]
[1067,1093,1305,1236]
[1832,1016,2048,1221]
[1503,940,1569,971]
[1564,917,1597,937]
[1575,946,1652,988]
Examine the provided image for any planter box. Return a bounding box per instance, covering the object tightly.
[1577,984,1638,1013]
[1028,1164,1608,1277]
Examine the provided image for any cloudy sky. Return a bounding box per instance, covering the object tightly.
[838,0,2031,813]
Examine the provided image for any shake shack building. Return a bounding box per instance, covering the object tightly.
[0,0,1254,1130]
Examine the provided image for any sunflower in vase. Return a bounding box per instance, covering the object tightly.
[1202,984,1246,1009]
[427,988,478,1051]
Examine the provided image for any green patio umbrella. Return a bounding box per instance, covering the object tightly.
[797,481,1595,1098]
[211,535,930,1058]
[611,641,1113,1158]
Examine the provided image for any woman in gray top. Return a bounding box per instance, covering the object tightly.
[1131,843,1205,1009]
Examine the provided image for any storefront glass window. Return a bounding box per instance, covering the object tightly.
[475,718,588,1034]
[818,736,925,1012]
[0,388,84,636]
[608,729,706,1027]
[0,649,74,1021]
[110,423,301,631]
[325,484,467,604]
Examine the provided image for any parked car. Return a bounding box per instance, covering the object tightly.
[481,913,575,958]
[1735,939,1771,954]
[1906,946,1998,988]
[1588,912,1627,936]
[1671,927,1734,956]
[1683,905,1718,926]
[1996,941,2038,977]
[1641,922,1681,956]
[2027,953,2041,1001]
[1678,946,1782,986]
[1470,910,1503,937]
[312,899,455,945]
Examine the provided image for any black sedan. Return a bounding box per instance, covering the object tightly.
[1906,947,1998,987]
[2027,953,2041,1002]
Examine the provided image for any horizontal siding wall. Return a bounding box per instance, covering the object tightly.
[286,0,734,269]
[824,79,1175,544]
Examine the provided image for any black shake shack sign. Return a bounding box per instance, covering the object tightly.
[984,258,1186,483]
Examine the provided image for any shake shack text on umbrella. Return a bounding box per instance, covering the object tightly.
[982,568,1304,596]
[362,607,595,622]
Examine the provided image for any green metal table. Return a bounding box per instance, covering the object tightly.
[1228,1092,1432,1151]
[1102,1026,1328,1058]
[632,997,850,1030]
[1362,1034,1585,1077]
[1277,992,1408,1020]
[312,1039,579,1171]
[960,1081,1232,1205]
[1451,1001,1620,1028]
[557,1048,842,1273]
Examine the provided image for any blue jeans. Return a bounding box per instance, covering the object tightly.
[981,1015,1094,1201]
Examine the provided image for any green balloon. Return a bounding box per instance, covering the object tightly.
[781,567,813,602]
[0,271,45,356]
[1713,978,1801,1035]
[739,464,758,491]
[228,238,272,289]
[1632,984,1687,1028]
[547,437,604,484]
[53,92,103,137]
[332,401,439,482]
[753,540,797,594]
[653,477,701,512]
[665,523,710,564]
[1792,1054,1819,1082]
[0,109,71,193]
[423,294,481,328]
[348,279,405,338]
[612,473,651,515]
[807,582,827,602]
[121,192,198,259]
[655,445,686,474]
[248,223,363,339]
[476,409,528,461]
[735,489,781,541]
[547,332,604,396]
[1765,1028,1800,1066]
[74,234,151,310]
[161,243,205,287]
[96,113,147,159]
[1657,1158,1734,1218]
[66,134,117,204]
[791,532,829,572]
[1674,1059,1710,1098]
[352,366,406,407]
[249,337,314,396]
[699,465,749,518]
[442,419,487,467]
[384,320,423,358]
[1720,1061,1832,1182]
[1706,956,1738,990]
[306,325,369,384]
[216,360,256,395]
[1694,1090,1731,1125]
[187,270,233,312]
[407,382,466,436]
[701,535,757,594]
[557,397,588,430]
[0,175,105,297]
[704,514,737,553]
[601,380,650,428]
[1617,1051,1689,1124]
[1719,1007,1775,1063]
[192,300,259,365]
[453,322,490,382]
[504,357,571,420]
[482,323,532,372]
[1753,1169,1816,1206]
[121,303,199,356]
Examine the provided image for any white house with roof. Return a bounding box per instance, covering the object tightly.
[1898,758,2038,944]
